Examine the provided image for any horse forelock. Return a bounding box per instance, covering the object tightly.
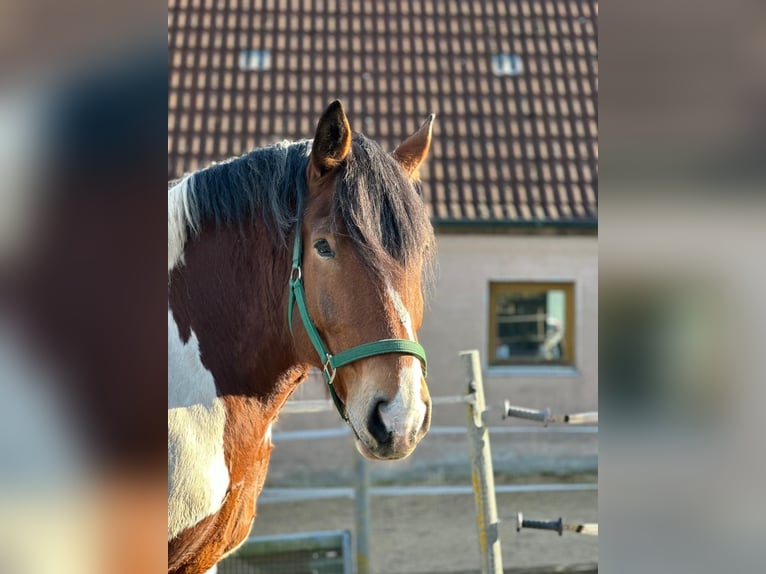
[333,134,437,296]
[169,133,435,296]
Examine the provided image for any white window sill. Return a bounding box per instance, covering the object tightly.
[486,365,580,378]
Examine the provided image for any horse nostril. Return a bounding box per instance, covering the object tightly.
[367,400,392,446]
[420,401,432,435]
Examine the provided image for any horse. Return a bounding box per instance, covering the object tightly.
[168,100,437,573]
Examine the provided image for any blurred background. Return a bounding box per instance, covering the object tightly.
[168,1,597,572]
[1,0,765,572]
[599,1,766,573]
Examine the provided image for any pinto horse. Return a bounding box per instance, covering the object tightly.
[168,101,436,573]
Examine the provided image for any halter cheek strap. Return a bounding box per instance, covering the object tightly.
[288,225,428,424]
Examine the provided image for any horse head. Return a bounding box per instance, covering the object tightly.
[293,101,436,460]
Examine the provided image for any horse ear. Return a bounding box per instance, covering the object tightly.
[310,100,352,175]
[393,113,435,179]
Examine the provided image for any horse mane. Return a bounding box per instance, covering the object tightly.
[169,134,436,290]
[173,139,312,243]
[335,135,436,289]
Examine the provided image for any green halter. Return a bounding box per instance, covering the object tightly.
[287,225,428,423]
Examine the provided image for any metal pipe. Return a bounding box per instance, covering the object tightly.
[432,394,474,405]
[462,350,503,574]
[503,401,598,425]
[502,403,551,423]
[271,424,597,442]
[258,483,598,504]
[354,451,371,574]
[515,512,563,535]
[514,512,598,537]
[564,412,598,425]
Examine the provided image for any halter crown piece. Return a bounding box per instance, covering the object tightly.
[287,223,428,424]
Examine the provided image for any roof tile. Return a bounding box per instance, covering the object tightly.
[168,0,598,226]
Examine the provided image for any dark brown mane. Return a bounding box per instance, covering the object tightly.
[176,133,436,291]
[333,134,436,287]
[177,140,311,244]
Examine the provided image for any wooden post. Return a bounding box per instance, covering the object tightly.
[354,451,371,574]
[461,350,503,574]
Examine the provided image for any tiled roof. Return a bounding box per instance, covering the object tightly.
[168,0,598,226]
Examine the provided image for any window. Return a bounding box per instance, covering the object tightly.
[491,53,524,77]
[489,282,575,366]
[239,49,271,72]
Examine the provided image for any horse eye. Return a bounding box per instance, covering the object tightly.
[313,239,335,258]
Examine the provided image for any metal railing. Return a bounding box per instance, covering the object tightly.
[263,349,597,573]
[219,529,352,574]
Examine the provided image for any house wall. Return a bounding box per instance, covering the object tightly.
[420,232,598,426]
[270,231,598,481]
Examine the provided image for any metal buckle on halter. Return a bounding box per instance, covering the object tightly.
[323,353,336,385]
[290,266,302,283]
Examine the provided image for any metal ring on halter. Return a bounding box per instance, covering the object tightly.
[323,354,336,385]
[290,266,302,282]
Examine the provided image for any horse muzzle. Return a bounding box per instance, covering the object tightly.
[353,394,431,460]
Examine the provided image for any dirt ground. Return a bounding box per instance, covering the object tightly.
[245,380,597,573]
[250,486,597,573]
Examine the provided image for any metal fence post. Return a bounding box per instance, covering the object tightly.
[354,451,371,574]
[461,350,503,574]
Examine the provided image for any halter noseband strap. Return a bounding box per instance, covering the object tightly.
[287,225,428,424]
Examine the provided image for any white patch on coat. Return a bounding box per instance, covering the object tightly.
[168,308,230,541]
[379,360,426,440]
[168,176,196,273]
[385,281,415,340]
[380,282,425,438]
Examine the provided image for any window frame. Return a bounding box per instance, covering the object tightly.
[488,281,576,367]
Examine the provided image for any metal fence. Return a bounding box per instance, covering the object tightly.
[222,349,597,574]
[219,530,353,574]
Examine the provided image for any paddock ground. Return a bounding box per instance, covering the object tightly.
[250,477,597,573]
[250,380,598,572]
